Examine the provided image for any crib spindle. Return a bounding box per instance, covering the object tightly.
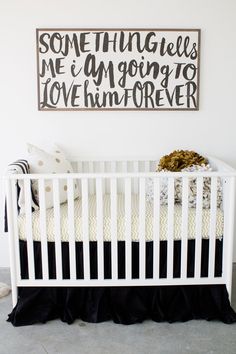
[195,176,203,278]
[6,179,18,306]
[53,179,62,280]
[110,178,118,280]
[125,178,132,280]
[81,178,90,280]
[24,179,35,280]
[105,162,110,194]
[88,162,95,195]
[133,161,139,194]
[81,161,86,173]
[153,178,160,280]
[67,178,76,280]
[139,177,146,280]
[122,161,128,173]
[98,161,105,195]
[144,161,150,172]
[208,177,218,278]
[11,180,21,281]
[99,161,105,173]
[181,177,189,279]
[77,161,83,173]
[38,179,49,280]
[111,161,116,173]
[0,179,5,237]
[167,177,175,279]
[96,178,104,280]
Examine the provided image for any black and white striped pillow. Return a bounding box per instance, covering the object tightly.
[5,160,39,231]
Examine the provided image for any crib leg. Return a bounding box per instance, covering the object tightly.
[223,177,235,305]
[8,234,18,308]
[10,279,18,308]
[6,179,18,308]
[226,267,233,303]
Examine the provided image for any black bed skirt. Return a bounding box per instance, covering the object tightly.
[8,240,236,326]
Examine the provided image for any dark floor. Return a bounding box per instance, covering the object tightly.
[0,265,236,354]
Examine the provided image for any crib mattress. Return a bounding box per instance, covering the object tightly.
[17,194,224,242]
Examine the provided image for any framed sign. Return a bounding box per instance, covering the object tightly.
[36,28,200,111]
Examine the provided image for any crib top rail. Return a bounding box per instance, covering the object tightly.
[3,156,236,180]
[4,171,236,180]
[3,171,236,180]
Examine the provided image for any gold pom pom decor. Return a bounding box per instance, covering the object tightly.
[157,150,208,172]
[145,149,222,209]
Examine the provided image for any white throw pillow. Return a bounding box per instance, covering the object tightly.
[27,143,79,209]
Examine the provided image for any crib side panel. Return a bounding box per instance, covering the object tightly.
[72,159,157,195]
[4,171,232,294]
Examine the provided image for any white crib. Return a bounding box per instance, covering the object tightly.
[4,156,236,308]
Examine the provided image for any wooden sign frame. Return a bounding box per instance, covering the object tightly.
[36,28,201,111]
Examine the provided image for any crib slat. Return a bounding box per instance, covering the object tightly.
[81,161,86,173]
[88,161,94,172]
[139,177,146,280]
[99,161,105,173]
[153,178,160,280]
[38,179,49,280]
[195,177,203,278]
[88,161,94,195]
[133,161,139,194]
[53,179,62,280]
[105,162,110,193]
[67,178,76,280]
[5,179,18,306]
[77,162,82,196]
[167,177,175,279]
[111,161,116,173]
[121,162,127,193]
[77,161,82,172]
[181,177,189,279]
[110,178,118,280]
[111,163,116,193]
[11,180,21,281]
[151,160,157,172]
[96,178,104,280]
[122,161,127,173]
[98,161,105,195]
[0,180,5,236]
[24,179,35,280]
[125,178,132,280]
[209,177,218,278]
[82,178,90,280]
[144,161,150,172]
